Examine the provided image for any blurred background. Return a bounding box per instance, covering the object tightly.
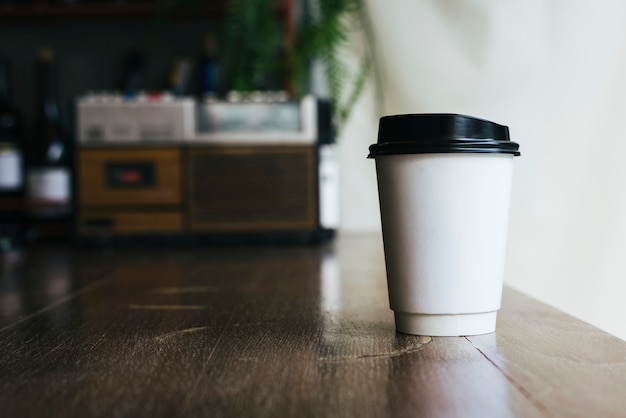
[2,0,626,340]
[0,0,345,246]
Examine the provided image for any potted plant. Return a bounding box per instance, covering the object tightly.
[222,0,372,141]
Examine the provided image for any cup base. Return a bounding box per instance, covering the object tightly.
[394,311,497,336]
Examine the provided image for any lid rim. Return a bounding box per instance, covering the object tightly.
[367,149,521,158]
[368,140,520,158]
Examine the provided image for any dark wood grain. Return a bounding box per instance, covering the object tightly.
[1,234,625,417]
[468,288,626,417]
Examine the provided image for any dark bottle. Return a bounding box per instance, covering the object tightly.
[167,55,194,97]
[0,56,25,250]
[27,47,72,220]
[197,33,218,100]
[118,50,145,100]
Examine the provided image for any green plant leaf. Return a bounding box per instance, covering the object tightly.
[223,0,372,141]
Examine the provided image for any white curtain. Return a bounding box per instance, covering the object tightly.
[340,0,626,339]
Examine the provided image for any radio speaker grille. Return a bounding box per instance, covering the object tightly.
[187,146,318,232]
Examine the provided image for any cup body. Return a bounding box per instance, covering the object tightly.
[375,152,514,336]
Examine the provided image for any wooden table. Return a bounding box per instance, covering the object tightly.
[1,234,625,417]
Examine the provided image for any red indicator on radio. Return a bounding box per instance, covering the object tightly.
[119,170,142,183]
[106,162,155,188]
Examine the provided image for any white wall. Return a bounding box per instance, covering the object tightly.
[339,0,626,340]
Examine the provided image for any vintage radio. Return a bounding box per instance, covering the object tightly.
[75,94,338,243]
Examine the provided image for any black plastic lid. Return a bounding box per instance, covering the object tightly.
[368,114,520,158]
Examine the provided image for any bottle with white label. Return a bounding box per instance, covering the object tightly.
[0,56,25,250]
[0,57,23,194]
[27,47,72,221]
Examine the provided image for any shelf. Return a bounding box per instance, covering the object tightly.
[0,1,227,21]
[0,1,294,43]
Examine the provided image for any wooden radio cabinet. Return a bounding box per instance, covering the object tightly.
[76,144,333,242]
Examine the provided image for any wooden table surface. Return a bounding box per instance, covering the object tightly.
[1,234,626,417]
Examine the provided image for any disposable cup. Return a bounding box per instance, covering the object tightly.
[368,114,520,336]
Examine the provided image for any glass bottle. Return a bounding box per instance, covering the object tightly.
[0,56,25,250]
[27,47,72,221]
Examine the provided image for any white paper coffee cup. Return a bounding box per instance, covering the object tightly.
[368,114,520,336]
